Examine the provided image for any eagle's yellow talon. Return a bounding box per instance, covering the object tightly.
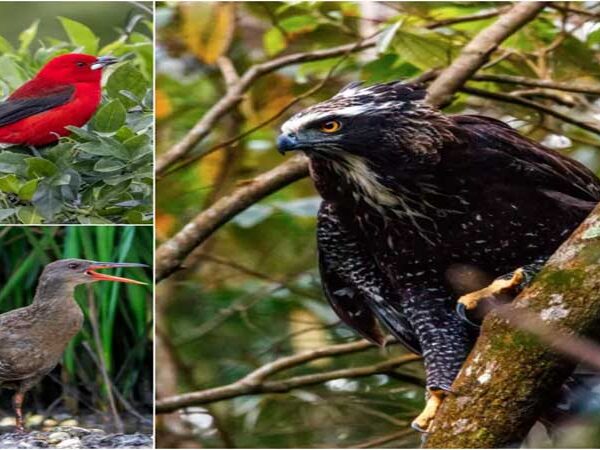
[458,268,525,311]
[411,389,445,432]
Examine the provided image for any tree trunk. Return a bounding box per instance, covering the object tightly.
[425,203,600,448]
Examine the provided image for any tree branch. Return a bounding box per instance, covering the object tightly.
[156,339,419,413]
[471,73,600,96]
[425,2,546,107]
[156,154,309,281]
[425,203,600,448]
[461,85,600,136]
[155,36,378,176]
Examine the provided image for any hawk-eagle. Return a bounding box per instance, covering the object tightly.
[277,81,600,431]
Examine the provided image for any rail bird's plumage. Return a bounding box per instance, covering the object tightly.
[277,80,600,430]
[0,259,146,431]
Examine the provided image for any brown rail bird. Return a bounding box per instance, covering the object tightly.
[0,259,147,432]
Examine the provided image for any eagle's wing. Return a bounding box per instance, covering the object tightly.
[451,114,600,203]
[0,84,75,127]
[317,201,421,353]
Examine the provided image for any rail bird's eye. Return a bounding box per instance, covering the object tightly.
[68,263,79,270]
[76,62,86,67]
[319,120,342,133]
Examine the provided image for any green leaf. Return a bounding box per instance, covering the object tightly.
[0,56,28,90]
[17,206,44,224]
[279,15,318,33]
[31,182,63,220]
[18,20,39,54]
[93,100,127,132]
[0,208,16,222]
[25,157,58,178]
[123,134,150,151]
[18,179,38,201]
[393,29,456,70]
[94,158,126,172]
[58,17,99,54]
[77,215,113,224]
[0,35,14,54]
[106,64,147,108]
[377,21,402,54]
[263,28,286,56]
[65,125,100,141]
[0,152,28,175]
[0,174,21,193]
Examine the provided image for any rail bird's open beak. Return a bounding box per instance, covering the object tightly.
[86,262,148,285]
[91,55,119,70]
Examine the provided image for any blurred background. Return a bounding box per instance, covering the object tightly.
[0,226,153,433]
[156,2,600,448]
[0,2,151,47]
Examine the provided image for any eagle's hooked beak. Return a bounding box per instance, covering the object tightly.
[276,133,300,155]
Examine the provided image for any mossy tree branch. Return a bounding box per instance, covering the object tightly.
[425,203,600,448]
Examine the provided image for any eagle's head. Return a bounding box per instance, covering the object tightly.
[277,81,454,171]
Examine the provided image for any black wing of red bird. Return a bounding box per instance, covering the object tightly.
[0,84,75,127]
[450,114,600,203]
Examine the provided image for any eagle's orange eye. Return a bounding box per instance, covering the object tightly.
[319,120,342,133]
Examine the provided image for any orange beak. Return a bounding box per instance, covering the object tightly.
[85,262,148,285]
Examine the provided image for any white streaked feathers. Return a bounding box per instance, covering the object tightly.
[281,105,371,135]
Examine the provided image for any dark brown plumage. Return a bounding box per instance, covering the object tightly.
[277,81,600,430]
[0,259,146,432]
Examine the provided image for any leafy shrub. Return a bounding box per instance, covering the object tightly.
[0,13,153,224]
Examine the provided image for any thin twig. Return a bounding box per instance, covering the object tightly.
[461,85,600,135]
[156,35,379,176]
[471,73,600,96]
[425,2,547,107]
[156,348,419,413]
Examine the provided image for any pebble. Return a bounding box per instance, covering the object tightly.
[55,438,81,449]
[0,427,152,449]
[48,432,70,444]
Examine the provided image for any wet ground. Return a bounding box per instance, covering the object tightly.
[0,414,152,449]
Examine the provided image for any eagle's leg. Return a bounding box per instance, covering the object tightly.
[456,261,545,324]
[411,388,446,432]
[405,295,474,433]
[458,268,525,310]
[13,390,25,432]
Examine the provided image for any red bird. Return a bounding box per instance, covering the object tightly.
[0,53,117,147]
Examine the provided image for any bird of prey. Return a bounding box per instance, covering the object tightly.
[277,81,600,431]
[0,259,146,432]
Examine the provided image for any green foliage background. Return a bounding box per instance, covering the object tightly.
[0,226,153,424]
[156,2,600,448]
[0,3,153,224]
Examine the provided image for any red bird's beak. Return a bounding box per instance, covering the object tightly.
[91,55,119,71]
[85,262,148,285]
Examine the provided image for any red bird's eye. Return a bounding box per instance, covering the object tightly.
[76,62,86,67]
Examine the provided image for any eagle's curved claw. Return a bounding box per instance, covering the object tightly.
[456,268,525,325]
[411,389,446,433]
[456,303,482,327]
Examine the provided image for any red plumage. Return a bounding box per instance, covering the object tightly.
[0,53,117,147]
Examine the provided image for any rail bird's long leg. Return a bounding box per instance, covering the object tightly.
[13,391,25,432]
[411,388,446,432]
